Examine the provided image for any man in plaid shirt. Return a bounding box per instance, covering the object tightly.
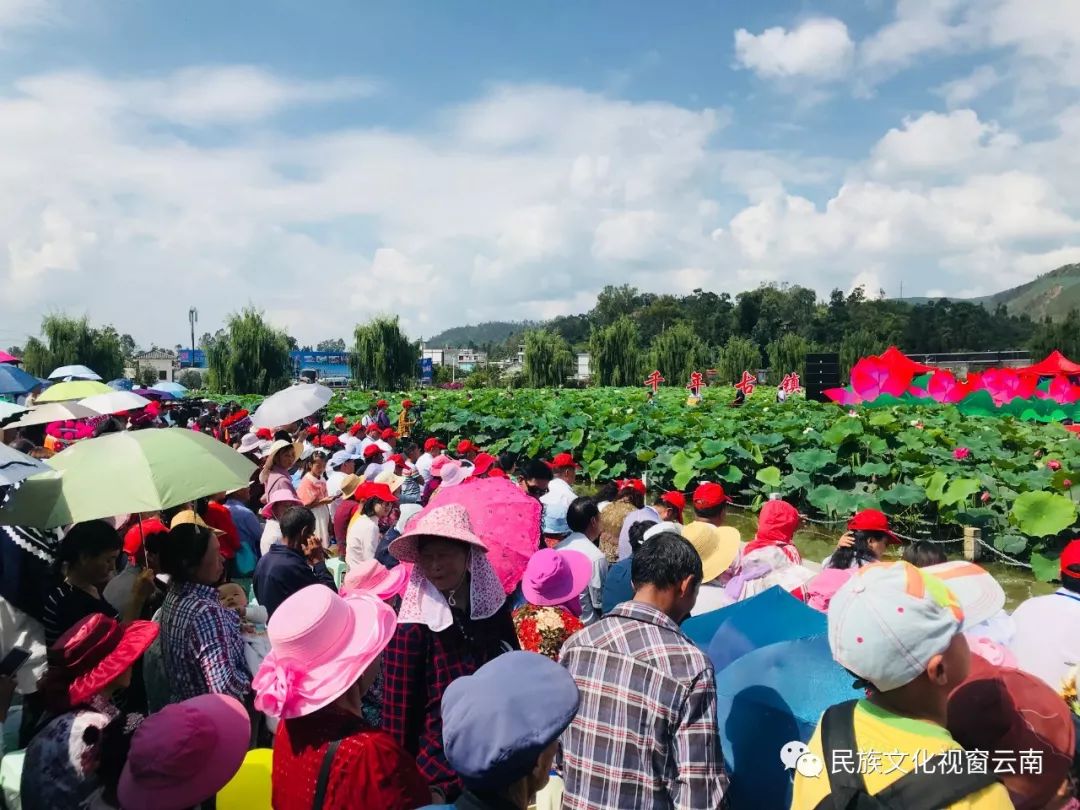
[560,530,728,809]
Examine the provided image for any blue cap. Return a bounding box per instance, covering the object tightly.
[541,501,570,535]
[441,651,579,788]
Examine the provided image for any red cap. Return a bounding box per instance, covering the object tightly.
[348,422,362,436]
[381,428,397,440]
[472,452,496,477]
[306,425,320,436]
[388,453,405,466]
[457,440,477,454]
[425,437,446,452]
[551,452,580,469]
[659,491,686,520]
[692,482,729,510]
[617,478,646,496]
[333,415,345,424]
[123,518,168,556]
[488,468,506,478]
[362,482,398,503]
[402,399,414,408]
[320,435,340,449]
[255,428,272,440]
[366,423,381,434]
[363,445,383,459]
[377,399,388,408]
[1061,539,1080,578]
[847,509,900,545]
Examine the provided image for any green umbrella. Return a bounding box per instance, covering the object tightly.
[36,380,112,403]
[0,428,256,528]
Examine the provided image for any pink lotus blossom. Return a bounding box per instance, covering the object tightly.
[1047,459,1062,471]
[953,447,970,460]
[1064,479,1073,489]
[980,492,991,504]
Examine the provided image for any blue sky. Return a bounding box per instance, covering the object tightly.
[1,0,1078,348]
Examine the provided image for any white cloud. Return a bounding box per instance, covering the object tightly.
[858,0,974,77]
[868,109,1018,175]
[0,0,54,40]
[734,18,854,81]
[936,65,1001,107]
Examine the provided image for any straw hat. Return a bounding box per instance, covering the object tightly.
[253,586,396,719]
[338,474,362,500]
[681,523,740,583]
[261,439,303,475]
[373,467,405,494]
[389,503,488,563]
[169,510,224,536]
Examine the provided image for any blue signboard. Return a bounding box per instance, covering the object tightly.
[420,358,434,381]
[290,351,350,366]
[178,349,207,367]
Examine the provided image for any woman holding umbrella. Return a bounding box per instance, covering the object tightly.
[260,440,301,503]
[382,504,518,804]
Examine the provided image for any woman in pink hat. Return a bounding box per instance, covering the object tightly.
[253,585,430,810]
[512,548,591,661]
[259,489,303,555]
[22,613,159,810]
[382,503,519,804]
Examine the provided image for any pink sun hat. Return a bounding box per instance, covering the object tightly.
[253,586,396,719]
[118,694,249,810]
[389,503,488,564]
[260,488,302,519]
[341,560,412,602]
[430,454,453,478]
[522,548,592,608]
[439,460,473,488]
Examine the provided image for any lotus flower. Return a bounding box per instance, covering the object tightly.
[1048,459,1062,471]
[824,387,862,406]
[980,492,991,504]
[1064,479,1073,489]
[927,370,968,404]
[953,447,970,461]
[1048,376,1080,404]
[850,356,913,401]
[980,368,1038,406]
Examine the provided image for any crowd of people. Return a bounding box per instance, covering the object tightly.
[0,391,1078,809]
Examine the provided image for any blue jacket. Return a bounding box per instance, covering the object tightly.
[252,544,335,618]
[601,557,634,615]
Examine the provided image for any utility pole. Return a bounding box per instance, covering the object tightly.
[188,307,198,368]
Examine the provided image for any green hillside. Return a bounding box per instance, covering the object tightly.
[984,263,1080,322]
[424,320,533,348]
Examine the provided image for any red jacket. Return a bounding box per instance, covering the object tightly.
[273,707,429,810]
[203,501,241,560]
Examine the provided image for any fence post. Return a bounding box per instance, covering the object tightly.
[963,527,981,562]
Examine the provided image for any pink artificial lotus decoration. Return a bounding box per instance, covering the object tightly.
[850,356,913,400]
[979,368,1038,406]
[823,387,862,406]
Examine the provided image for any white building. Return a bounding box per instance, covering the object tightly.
[575,352,591,382]
[133,349,177,382]
[421,346,446,366]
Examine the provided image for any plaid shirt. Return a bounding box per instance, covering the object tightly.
[159,581,250,704]
[381,602,519,801]
[559,601,728,810]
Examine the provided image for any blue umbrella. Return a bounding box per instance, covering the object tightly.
[0,365,42,397]
[107,378,134,391]
[683,586,826,671]
[150,381,187,396]
[716,635,858,810]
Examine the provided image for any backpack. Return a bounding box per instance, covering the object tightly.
[813,700,999,810]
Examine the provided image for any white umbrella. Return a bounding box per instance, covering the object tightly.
[0,444,49,486]
[7,402,99,429]
[79,391,152,416]
[0,402,27,421]
[251,383,333,429]
[48,365,102,381]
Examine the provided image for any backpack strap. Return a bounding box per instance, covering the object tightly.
[813,700,867,810]
[312,739,342,810]
[874,753,998,810]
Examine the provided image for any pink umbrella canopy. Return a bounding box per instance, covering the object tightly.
[879,346,934,375]
[1019,350,1080,376]
[404,476,541,594]
[0,351,19,365]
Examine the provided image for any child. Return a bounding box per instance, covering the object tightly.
[218,584,271,686]
[791,561,1014,809]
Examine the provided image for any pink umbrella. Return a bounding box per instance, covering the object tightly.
[405,477,541,594]
[0,351,19,365]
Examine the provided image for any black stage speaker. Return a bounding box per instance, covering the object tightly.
[805,353,841,402]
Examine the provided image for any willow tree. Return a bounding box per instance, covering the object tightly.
[589,316,642,387]
[22,315,125,380]
[767,333,813,380]
[523,330,572,388]
[717,335,761,384]
[206,308,291,394]
[351,316,418,389]
[646,322,709,385]
[839,329,887,376]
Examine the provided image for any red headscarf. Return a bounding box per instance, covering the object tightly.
[743,499,802,563]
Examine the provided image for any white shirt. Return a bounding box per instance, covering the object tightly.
[326,470,348,499]
[346,513,381,570]
[416,452,435,482]
[691,582,733,616]
[1009,588,1080,689]
[541,477,577,510]
[0,597,47,694]
[260,520,283,556]
[555,533,608,625]
[343,434,362,454]
[375,440,392,455]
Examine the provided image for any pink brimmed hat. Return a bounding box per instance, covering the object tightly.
[260,488,302,519]
[439,460,473,488]
[389,503,488,564]
[341,560,412,602]
[521,548,592,608]
[118,694,249,810]
[253,586,396,719]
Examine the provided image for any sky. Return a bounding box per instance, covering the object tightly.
[1,0,1079,349]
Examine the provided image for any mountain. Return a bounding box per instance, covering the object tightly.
[982,263,1080,322]
[424,320,534,348]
